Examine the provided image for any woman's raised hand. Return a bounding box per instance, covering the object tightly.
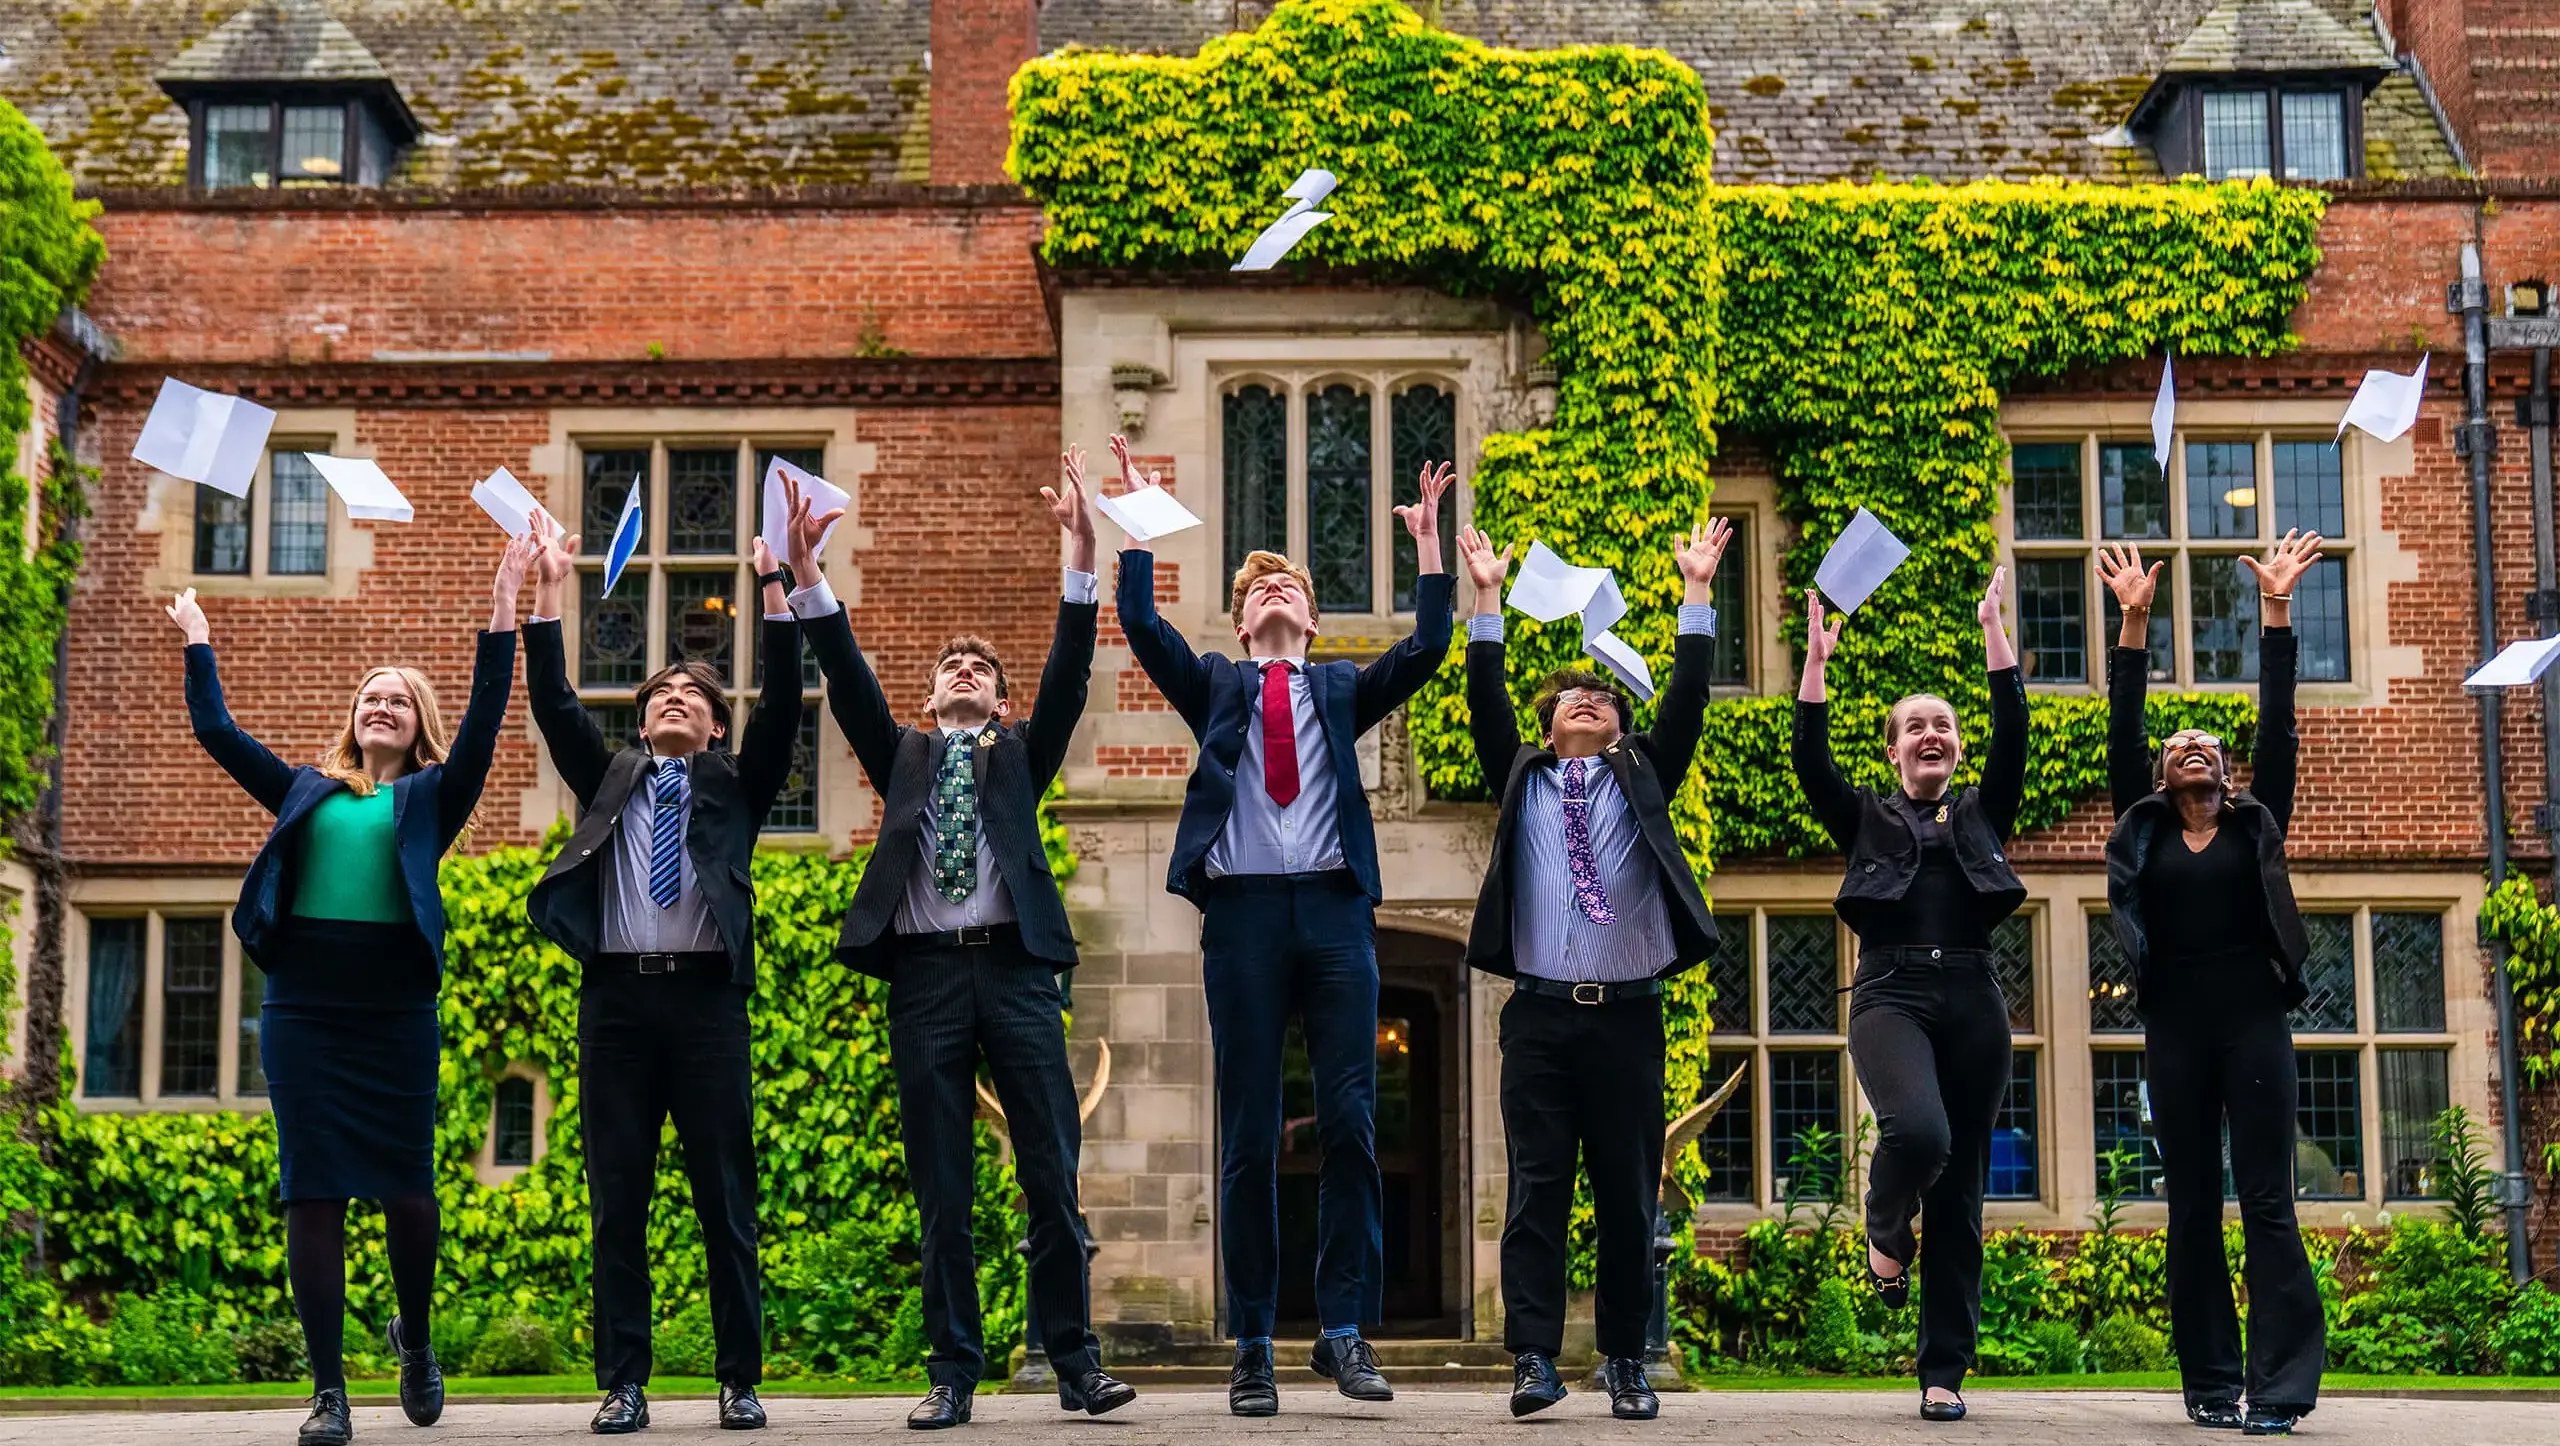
[1977,564,2008,628]
[494,532,538,602]
[1674,518,1733,601]
[2240,528,2325,598]
[1805,587,1843,664]
[1455,524,1510,602]
[166,587,209,647]
[2094,543,2161,611]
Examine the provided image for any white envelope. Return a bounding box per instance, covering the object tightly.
[1094,483,1201,543]
[2151,353,2177,468]
[2463,634,2560,692]
[471,467,563,540]
[1813,507,1911,615]
[2337,355,2430,444]
[132,378,275,499]
[303,454,413,522]
[759,455,849,553]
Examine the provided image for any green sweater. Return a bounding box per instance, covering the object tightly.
[288,786,411,924]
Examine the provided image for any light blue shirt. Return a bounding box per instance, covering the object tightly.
[1204,656,1345,879]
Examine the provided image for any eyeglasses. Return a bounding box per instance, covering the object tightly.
[357,694,415,712]
[2165,733,2223,751]
[1552,689,1618,710]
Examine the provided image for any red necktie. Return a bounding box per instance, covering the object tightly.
[1260,661,1300,807]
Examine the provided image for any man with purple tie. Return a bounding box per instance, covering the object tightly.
[1455,521,1728,1422]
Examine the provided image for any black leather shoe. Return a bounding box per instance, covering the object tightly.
[592,1384,650,1435]
[1920,1394,1967,1423]
[719,1384,766,1430]
[299,1387,353,1446]
[906,1385,971,1430]
[2242,1409,2301,1436]
[1602,1358,1658,1421]
[1060,1365,1136,1417]
[1510,1352,1567,1417]
[2189,1400,2246,1430]
[387,1314,444,1427]
[1310,1334,1394,1402]
[1229,1342,1279,1417]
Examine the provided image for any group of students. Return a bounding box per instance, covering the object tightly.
[173,439,2328,1444]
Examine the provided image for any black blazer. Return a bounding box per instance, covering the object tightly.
[1461,628,1719,980]
[803,598,1096,978]
[184,630,515,974]
[522,616,803,988]
[1115,548,1455,903]
[2104,627,2310,1009]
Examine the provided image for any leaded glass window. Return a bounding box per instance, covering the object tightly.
[281,105,347,182]
[2010,442,2082,540]
[1765,915,1840,1034]
[2099,443,2168,539]
[2280,91,2347,182]
[83,918,145,1098]
[159,917,224,1098]
[2202,91,2272,179]
[2292,912,2357,1033]
[2088,913,2141,1033]
[580,570,647,688]
[664,570,738,680]
[584,448,647,542]
[2377,1049,2449,1199]
[2185,441,2257,540]
[204,104,273,189]
[1305,383,1373,614]
[1694,1051,1753,1202]
[1707,913,1753,1033]
[267,451,329,575]
[1390,385,1457,613]
[763,713,821,834]
[2295,556,2350,684]
[2373,912,2446,1033]
[2271,442,2344,536]
[1222,386,1288,581]
[1991,913,2035,1032]
[1988,1049,2038,1201]
[2295,1048,2362,1199]
[2091,1050,2162,1197]
[667,448,738,555]
[1769,1051,1841,1203]
[1708,514,1749,687]
[493,1077,537,1167]
[2016,558,2086,684]
[2104,587,2176,684]
[194,485,250,575]
[2190,554,2260,683]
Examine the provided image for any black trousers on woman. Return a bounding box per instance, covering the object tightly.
[2145,996,2325,1415]
[1845,948,2012,1393]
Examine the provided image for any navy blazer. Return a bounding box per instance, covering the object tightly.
[185,629,517,973]
[1114,549,1455,903]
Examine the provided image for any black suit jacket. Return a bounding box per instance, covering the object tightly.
[1114,548,1455,903]
[1461,628,1719,980]
[803,597,1096,978]
[523,616,803,988]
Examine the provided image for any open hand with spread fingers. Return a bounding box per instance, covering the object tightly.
[2094,542,2161,610]
[2240,528,2324,629]
[1455,524,1511,615]
[1805,587,1844,666]
[1044,444,1099,572]
[1674,518,1733,602]
[166,586,209,647]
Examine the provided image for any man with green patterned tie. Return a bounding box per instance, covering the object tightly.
[781,458,1131,1429]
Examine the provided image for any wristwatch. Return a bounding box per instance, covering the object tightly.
[757,564,794,592]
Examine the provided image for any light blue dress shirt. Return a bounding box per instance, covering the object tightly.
[1204,656,1345,879]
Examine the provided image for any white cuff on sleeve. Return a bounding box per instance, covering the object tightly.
[1063,568,1100,605]
[786,576,839,619]
[1466,613,1504,644]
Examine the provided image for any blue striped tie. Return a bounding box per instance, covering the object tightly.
[648,758,685,909]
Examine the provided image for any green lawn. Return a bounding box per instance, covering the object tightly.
[0,1376,917,1402]
[1685,1371,2555,1394]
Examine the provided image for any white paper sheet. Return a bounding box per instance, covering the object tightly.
[2337,355,2430,443]
[2151,353,2177,467]
[1812,507,1911,615]
[1583,629,1656,702]
[1234,208,1333,272]
[1504,542,1654,700]
[602,479,644,597]
[2463,633,2560,692]
[471,466,564,540]
[1093,482,1201,543]
[759,455,849,553]
[302,454,413,523]
[132,378,275,499]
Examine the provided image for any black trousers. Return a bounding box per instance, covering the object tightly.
[578,969,761,1390]
[1498,989,1665,1360]
[2146,1000,2325,1414]
[889,936,1098,1392]
[1845,949,2012,1392]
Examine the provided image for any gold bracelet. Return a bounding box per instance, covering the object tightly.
[2259,591,2291,603]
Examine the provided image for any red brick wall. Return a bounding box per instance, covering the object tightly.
[929,0,1039,187]
[2387,0,2560,182]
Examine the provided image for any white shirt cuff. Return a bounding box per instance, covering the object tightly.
[1467,613,1504,644]
[1678,603,1717,638]
[530,613,558,625]
[763,611,793,622]
[1064,568,1099,605]
[786,576,839,619]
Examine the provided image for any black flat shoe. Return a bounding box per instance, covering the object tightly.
[906,1385,971,1430]
[1867,1257,1911,1310]
[1920,1395,1966,1423]
[1510,1352,1567,1418]
[2242,1409,2300,1436]
[719,1383,766,1430]
[1601,1357,1658,1421]
[1310,1334,1394,1402]
[592,1384,649,1435]
[1061,1365,1136,1417]
[299,1387,353,1446]
[2189,1400,2245,1430]
[1229,1342,1278,1417]
[386,1314,444,1427]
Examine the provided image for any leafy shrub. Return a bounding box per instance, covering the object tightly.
[231,1318,307,1383]
[465,1313,563,1376]
[2061,1229,2169,1332]
[655,1299,717,1378]
[2330,1221,2512,1375]
[2088,1311,2171,1372]
[1802,1276,1869,1373]
[104,1289,238,1386]
[430,1309,486,1371]
[2489,1283,2560,1377]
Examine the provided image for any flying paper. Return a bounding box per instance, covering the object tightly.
[759,455,849,554]
[1812,507,1912,615]
[2337,355,2430,444]
[2463,634,2560,693]
[303,454,413,523]
[1093,481,1202,543]
[1504,541,1655,700]
[602,478,644,597]
[132,378,276,499]
[1233,168,1337,272]
[471,467,563,540]
[2152,354,2177,467]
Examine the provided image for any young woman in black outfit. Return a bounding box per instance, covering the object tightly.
[2097,531,2326,1437]
[168,535,532,1446]
[1792,567,2025,1422]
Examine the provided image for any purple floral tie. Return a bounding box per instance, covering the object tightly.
[1561,757,1616,926]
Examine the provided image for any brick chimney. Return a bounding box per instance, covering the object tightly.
[2386,0,2560,182]
[930,0,1039,186]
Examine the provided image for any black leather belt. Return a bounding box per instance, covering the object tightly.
[1511,974,1664,1005]
[598,950,727,976]
[898,922,1023,951]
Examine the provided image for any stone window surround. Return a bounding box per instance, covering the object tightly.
[472,1062,554,1188]
[64,873,270,1114]
[138,408,376,601]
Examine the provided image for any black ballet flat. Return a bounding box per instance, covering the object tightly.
[1920,1395,1966,1423]
[1867,1258,1911,1310]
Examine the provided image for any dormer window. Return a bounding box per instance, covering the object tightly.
[2130,0,2390,185]
[157,1,418,192]
[2196,85,2352,181]
[202,101,357,188]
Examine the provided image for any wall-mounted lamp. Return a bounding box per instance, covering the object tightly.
[2507,278,2551,319]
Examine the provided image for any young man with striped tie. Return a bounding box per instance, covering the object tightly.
[522,519,804,1435]
[1454,520,1727,1422]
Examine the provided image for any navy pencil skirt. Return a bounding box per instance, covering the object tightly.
[258,918,440,1202]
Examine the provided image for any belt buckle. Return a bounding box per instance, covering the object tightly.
[1570,981,1605,1006]
[955,925,993,947]
[636,953,675,975]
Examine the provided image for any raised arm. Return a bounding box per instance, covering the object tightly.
[1456,526,1522,787]
[2238,530,2320,832]
[1648,519,1732,791]
[2097,543,2163,819]
[1975,565,2028,839]
[1352,460,1458,734]
[1790,588,1861,850]
[433,537,534,849]
[736,535,804,820]
[526,522,614,806]
[778,471,901,790]
[1105,436,1215,734]
[1025,445,1102,787]
[169,589,297,815]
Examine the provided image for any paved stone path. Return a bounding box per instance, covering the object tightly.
[0,1387,2546,1445]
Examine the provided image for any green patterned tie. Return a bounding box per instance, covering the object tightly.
[933,733,979,904]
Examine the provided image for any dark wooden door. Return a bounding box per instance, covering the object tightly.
[1273,985,1444,1333]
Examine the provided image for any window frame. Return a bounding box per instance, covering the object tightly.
[1695,908,1855,1210]
[186,442,341,584]
[2176,78,2364,183]
[187,97,362,191]
[70,906,270,1112]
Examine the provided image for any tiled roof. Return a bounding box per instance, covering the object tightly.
[158,0,394,87]
[2,0,2462,190]
[2160,0,2392,76]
